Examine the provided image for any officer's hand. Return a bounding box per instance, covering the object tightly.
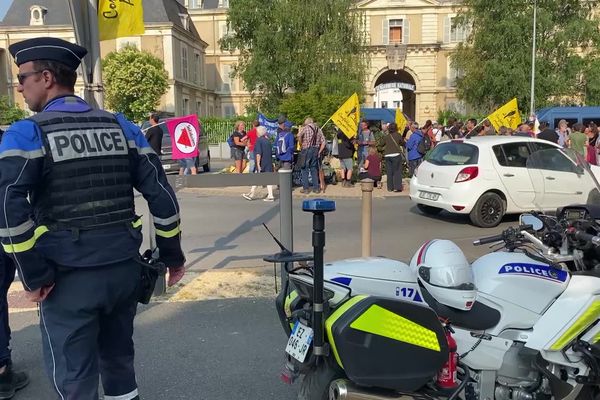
[167,266,185,287]
[25,284,55,303]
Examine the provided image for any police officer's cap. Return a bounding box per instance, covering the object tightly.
[8,37,87,71]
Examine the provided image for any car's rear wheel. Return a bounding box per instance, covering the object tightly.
[470,192,505,228]
[417,204,443,216]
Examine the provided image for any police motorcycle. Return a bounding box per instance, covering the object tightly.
[265,147,600,400]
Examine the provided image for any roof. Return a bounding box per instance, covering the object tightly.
[361,108,408,123]
[459,135,541,146]
[1,0,199,37]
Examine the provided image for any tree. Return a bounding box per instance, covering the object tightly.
[0,96,27,125]
[452,0,600,114]
[221,0,368,114]
[102,46,169,122]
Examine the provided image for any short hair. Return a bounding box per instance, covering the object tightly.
[539,121,549,129]
[573,122,584,132]
[498,126,508,135]
[468,118,477,125]
[32,60,77,89]
[256,126,267,137]
[150,113,160,123]
[411,122,419,129]
[304,117,314,125]
[483,119,491,127]
[252,120,260,127]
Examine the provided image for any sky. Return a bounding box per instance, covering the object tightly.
[0,0,13,21]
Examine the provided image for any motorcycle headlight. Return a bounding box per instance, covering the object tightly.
[290,276,334,302]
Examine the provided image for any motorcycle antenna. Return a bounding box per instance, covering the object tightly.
[262,223,292,255]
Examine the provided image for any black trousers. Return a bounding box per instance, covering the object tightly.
[40,259,141,400]
[0,252,15,368]
[385,155,404,191]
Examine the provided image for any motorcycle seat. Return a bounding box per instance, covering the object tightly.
[420,287,501,331]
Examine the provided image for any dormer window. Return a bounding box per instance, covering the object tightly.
[218,0,229,8]
[179,13,189,30]
[30,5,48,26]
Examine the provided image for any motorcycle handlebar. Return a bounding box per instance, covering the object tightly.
[570,229,600,246]
[473,224,533,246]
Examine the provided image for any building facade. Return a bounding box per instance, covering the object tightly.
[188,0,466,123]
[0,0,215,119]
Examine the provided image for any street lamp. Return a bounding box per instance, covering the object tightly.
[530,0,537,117]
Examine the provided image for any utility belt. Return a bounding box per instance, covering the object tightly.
[137,250,167,304]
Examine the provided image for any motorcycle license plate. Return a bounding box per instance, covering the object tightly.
[419,191,439,201]
[285,322,313,362]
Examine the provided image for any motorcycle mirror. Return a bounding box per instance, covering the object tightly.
[519,214,543,231]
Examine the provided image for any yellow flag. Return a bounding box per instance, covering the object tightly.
[487,98,521,131]
[395,108,407,131]
[331,93,360,139]
[98,0,145,41]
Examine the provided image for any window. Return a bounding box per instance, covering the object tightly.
[222,64,235,92]
[197,101,203,115]
[219,21,230,40]
[529,147,579,173]
[426,143,479,166]
[223,105,235,117]
[448,61,464,87]
[218,0,229,7]
[183,98,190,115]
[381,101,388,108]
[181,46,188,80]
[188,0,202,8]
[393,101,401,109]
[193,53,200,83]
[445,16,468,43]
[494,143,531,168]
[383,18,409,45]
[30,5,47,26]
[179,13,189,30]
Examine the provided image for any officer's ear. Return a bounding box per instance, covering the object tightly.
[40,69,55,88]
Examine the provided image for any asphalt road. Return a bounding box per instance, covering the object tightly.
[11,191,521,399]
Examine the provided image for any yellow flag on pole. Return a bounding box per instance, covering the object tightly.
[395,108,407,131]
[331,93,360,139]
[98,0,145,41]
[487,98,522,131]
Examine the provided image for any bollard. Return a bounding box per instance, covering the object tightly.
[360,178,374,258]
[278,169,294,284]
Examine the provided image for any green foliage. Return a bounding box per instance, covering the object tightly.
[437,109,486,126]
[102,46,169,122]
[0,96,27,125]
[222,0,368,114]
[452,0,600,114]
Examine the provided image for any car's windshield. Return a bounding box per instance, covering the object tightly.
[425,142,479,166]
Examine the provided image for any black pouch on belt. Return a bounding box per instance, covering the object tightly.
[137,250,167,304]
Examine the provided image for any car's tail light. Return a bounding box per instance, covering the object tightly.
[455,166,479,183]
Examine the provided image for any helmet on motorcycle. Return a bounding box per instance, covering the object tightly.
[410,240,477,311]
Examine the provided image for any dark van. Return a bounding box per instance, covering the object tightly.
[141,118,210,174]
[536,106,600,130]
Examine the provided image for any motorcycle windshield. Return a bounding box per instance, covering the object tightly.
[526,148,600,210]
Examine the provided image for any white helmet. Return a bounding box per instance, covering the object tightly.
[410,239,477,311]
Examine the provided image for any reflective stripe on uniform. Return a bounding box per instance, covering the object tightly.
[104,388,139,400]
[155,225,181,238]
[127,140,155,155]
[0,149,45,159]
[0,219,35,237]
[153,213,180,226]
[2,225,49,253]
[131,219,142,229]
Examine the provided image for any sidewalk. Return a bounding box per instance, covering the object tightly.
[182,176,411,199]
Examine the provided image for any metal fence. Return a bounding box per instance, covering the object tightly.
[203,120,253,145]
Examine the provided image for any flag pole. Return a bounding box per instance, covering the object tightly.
[320,116,333,130]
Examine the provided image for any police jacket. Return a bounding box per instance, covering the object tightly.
[0,95,185,291]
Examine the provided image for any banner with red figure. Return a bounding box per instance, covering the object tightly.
[166,115,200,160]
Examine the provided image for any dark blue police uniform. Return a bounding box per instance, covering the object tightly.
[0,38,185,400]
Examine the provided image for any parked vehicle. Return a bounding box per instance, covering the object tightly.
[269,148,600,400]
[536,106,600,130]
[141,119,210,174]
[409,136,600,227]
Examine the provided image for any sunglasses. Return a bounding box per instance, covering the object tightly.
[16,70,43,85]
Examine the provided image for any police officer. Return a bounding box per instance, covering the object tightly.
[0,128,29,399]
[0,37,186,400]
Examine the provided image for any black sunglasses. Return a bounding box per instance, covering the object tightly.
[16,70,43,85]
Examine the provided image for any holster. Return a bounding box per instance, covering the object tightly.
[137,250,167,304]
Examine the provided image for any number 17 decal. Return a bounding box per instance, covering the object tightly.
[395,287,423,302]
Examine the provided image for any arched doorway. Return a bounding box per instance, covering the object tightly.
[374,69,416,120]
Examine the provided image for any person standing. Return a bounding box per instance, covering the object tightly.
[298,118,326,194]
[383,122,405,192]
[357,121,375,168]
[556,119,570,147]
[1,37,186,400]
[536,121,559,143]
[406,122,424,178]
[244,120,259,173]
[567,123,588,157]
[243,126,276,201]
[144,113,163,155]
[0,128,29,399]
[231,121,246,173]
[275,116,294,170]
[336,128,356,187]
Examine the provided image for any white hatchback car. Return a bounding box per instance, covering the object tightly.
[409,136,599,227]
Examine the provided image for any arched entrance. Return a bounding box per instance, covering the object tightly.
[374,69,416,120]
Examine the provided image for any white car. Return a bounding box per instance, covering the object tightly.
[409,136,600,227]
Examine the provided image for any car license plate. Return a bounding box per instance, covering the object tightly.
[419,191,440,201]
[285,322,313,362]
[163,164,171,170]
